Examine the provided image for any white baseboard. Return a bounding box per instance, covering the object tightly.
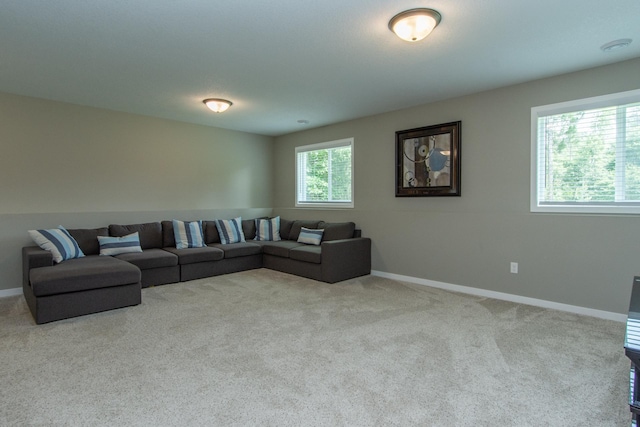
[371,270,627,323]
[0,287,22,298]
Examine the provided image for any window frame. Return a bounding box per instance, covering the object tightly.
[530,89,640,214]
[295,137,354,209]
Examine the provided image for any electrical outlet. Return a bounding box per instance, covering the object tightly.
[510,262,518,274]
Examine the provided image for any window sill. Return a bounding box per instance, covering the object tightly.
[295,202,354,209]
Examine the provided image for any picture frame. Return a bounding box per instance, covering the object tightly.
[395,121,461,197]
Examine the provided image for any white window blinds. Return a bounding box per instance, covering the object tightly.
[295,138,354,208]
[531,89,640,214]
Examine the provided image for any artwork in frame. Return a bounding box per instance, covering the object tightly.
[395,121,461,197]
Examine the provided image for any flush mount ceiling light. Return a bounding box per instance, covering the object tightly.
[388,8,441,42]
[202,98,233,113]
[600,38,632,52]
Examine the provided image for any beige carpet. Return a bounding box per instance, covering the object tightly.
[0,269,631,426]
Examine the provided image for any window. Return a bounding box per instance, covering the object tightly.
[296,138,354,208]
[531,89,640,214]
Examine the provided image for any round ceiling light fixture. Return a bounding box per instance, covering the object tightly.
[203,98,233,113]
[600,38,632,52]
[388,8,441,42]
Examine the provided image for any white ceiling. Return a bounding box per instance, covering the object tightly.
[1,1,639,136]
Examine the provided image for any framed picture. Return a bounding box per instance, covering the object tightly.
[395,121,461,197]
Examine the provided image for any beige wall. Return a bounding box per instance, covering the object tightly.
[273,58,640,314]
[0,92,274,291]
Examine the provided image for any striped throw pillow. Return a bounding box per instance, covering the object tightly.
[97,232,143,256]
[297,227,324,246]
[28,226,85,263]
[172,220,205,249]
[215,217,246,245]
[254,217,281,241]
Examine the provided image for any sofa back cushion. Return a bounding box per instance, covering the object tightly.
[242,218,257,241]
[109,222,162,250]
[318,222,356,241]
[288,220,321,241]
[279,218,294,241]
[67,227,109,256]
[203,221,220,244]
[161,220,176,247]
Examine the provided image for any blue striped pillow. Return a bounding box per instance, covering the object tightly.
[215,217,246,245]
[254,217,281,241]
[297,227,324,246]
[28,226,85,263]
[97,232,143,256]
[172,220,205,249]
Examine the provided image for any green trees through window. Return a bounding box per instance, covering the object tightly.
[532,89,640,213]
[296,138,353,207]
[541,105,640,202]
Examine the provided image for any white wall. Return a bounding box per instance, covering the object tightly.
[273,58,640,314]
[0,92,274,291]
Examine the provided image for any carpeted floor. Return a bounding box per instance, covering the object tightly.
[0,269,631,426]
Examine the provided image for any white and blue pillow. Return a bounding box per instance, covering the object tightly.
[297,227,324,246]
[215,217,246,245]
[173,220,205,249]
[254,217,281,242]
[28,226,85,263]
[97,232,143,256]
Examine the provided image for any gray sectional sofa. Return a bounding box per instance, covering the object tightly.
[22,218,371,324]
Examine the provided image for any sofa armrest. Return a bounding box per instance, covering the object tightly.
[320,237,371,283]
[22,246,53,287]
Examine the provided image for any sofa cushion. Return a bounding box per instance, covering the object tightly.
[203,221,220,244]
[279,218,294,241]
[209,242,262,259]
[288,220,321,241]
[254,217,281,241]
[109,222,163,249]
[161,220,176,247]
[318,222,356,241]
[28,226,85,264]
[98,232,143,256]
[289,245,322,264]
[67,227,109,256]
[260,240,305,258]
[242,218,257,241]
[163,246,224,264]
[297,227,324,246]
[115,248,178,270]
[172,220,206,249]
[215,217,246,244]
[29,255,140,297]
